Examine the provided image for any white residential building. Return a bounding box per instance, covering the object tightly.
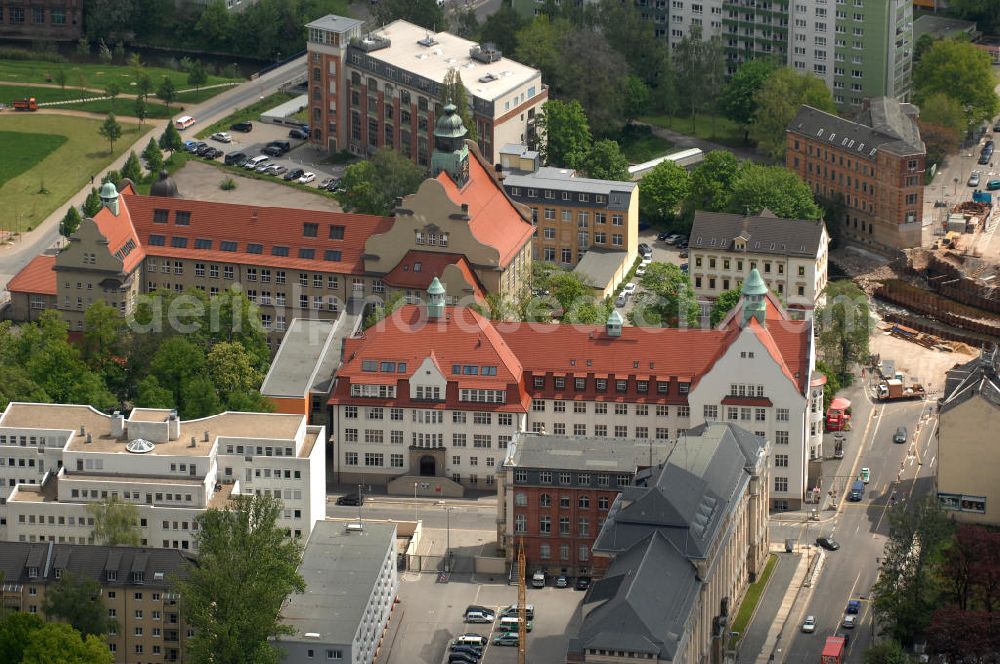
[0,404,326,549]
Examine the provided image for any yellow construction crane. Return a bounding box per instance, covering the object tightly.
[517,538,527,664]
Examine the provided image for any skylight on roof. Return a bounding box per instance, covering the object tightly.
[817,129,824,137]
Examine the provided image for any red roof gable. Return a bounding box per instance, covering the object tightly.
[123,193,393,274]
[436,146,535,267]
[763,319,812,393]
[383,250,486,300]
[92,202,145,274]
[6,255,56,296]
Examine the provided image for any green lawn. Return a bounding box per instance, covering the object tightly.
[57,98,175,119]
[0,114,150,233]
[0,58,241,97]
[731,554,778,642]
[0,83,175,118]
[641,113,748,148]
[0,131,67,187]
[195,91,296,138]
[612,128,675,163]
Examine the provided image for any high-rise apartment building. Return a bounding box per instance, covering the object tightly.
[305,15,546,164]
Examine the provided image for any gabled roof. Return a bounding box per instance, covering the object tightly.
[124,192,393,275]
[0,541,191,587]
[788,99,925,159]
[92,202,145,273]
[691,211,827,257]
[435,143,535,267]
[941,347,1000,413]
[6,255,56,296]
[382,250,486,300]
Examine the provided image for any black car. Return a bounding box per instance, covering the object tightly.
[979,152,992,165]
[186,141,207,154]
[657,231,671,241]
[284,168,305,181]
[638,242,651,253]
[261,145,283,157]
[575,576,591,591]
[267,140,292,154]
[224,151,247,165]
[994,120,1000,132]
[449,654,478,664]
[230,121,253,132]
[289,128,309,139]
[335,493,363,506]
[203,148,223,159]
[816,536,840,551]
[449,645,482,660]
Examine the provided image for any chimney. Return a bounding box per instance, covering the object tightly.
[495,163,505,180]
[168,410,180,441]
[111,412,125,438]
[189,436,197,448]
[85,433,92,445]
[461,203,469,214]
[203,430,210,442]
[80,426,85,436]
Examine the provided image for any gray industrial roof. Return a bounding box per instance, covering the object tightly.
[0,541,191,588]
[279,521,396,646]
[506,432,674,473]
[502,167,637,204]
[691,210,827,258]
[306,15,363,32]
[914,15,977,41]
[260,318,341,398]
[499,143,539,160]
[788,97,925,159]
[573,248,630,290]
[941,347,1000,414]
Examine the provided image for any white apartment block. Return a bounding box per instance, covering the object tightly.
[689,210,830,319]
[0,404,326,549]
[329,276,821,510]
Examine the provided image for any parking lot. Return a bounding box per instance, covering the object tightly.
[616,228,689,320]
[388,572,582,664]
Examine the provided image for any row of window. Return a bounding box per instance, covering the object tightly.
[146,260,382,293]
[534,543,590,563]
[514,493,612,510]
[531,376,691,394]
[341,430,511,449]
[510,188,621,206]
[343,407,515,426]
[533,209,625,225]
[514,470,632,486]
[515,514,602,537]
[531,401,691,417]
[694,255,809,277]
[0,7,70,25]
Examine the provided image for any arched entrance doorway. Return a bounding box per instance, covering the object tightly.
[419,455,436,477]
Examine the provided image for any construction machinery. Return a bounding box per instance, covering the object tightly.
[875,378,926,402]
[517,539,527,664]
[11,97,38,112]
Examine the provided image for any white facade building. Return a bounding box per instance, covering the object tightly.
[0,404,326,548]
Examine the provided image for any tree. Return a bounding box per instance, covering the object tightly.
[182,374,223,419]
[196,0,231,46]
[672,29,725,134]
[87,496,141,547]
[142,138,163,173]
[558,29,629,135]
[60,206,83,238]
[76,37,90,56]
[103,81,121,109]
[372,0,444,30]
[536,98,591,168]
[451,6,480,40]
[920,121,962,169]
[815,280,872,384]
[688,150,744,212]
[43,572,115,637]
[927,608,1000,662]
[0,612,43,664]
[83,187,102,217]
[187,59,208,91]
[442,68,477,141]
[21,623,114,664]
[597,0,666,85]
[159,121,183,153]
[136,375,175,409]
[177,494,306,664]
[54,68,67,90]
[727,164,823,220]
[156,76,177,107]
[623,75,650,122]
[918,92,965,165]
[583,139,630,181]
[750,67,836,160]
[83,301,125,368]
[718,59,777,141]
[207,341,263,397]
[335,149,426,216]
[914,33,937,63]
[515,15,573,95]
[98,113,122,154]
[631,262,699,328]
[136,71,153,100]
[479,5,526,56]
[120,150,142,183]
[815,359,842,415]
[914,39,999,128]
[639,160,691,224]
[863,640,909,664]
[134,95,147,124]
[948,0,1000,34]
[710,288,741,327]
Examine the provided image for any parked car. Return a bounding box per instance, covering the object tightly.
[842,615,857,629]
[206,148,224,159]
[636,266,647,278]
[556,574,569,588]
[335,493,363,506]
[267,140,291,154]
[449,645,482,659]
[801,616,816,633]
[196,144,214,156]
[575,576,591,591]
[816,536,840,551]
[978,151,991,165]
[289,128,309,139]
[893,426,907,444]
[224,151,247,166]
[987,179,1000,191]
[464,609,495,623]
[210,132,232,143]
[237,156,252,168]
[255,161,273,173]
[244,155,268,170]
[657,231,671,241]
[325,178,344,193]
[453,634,486,647]
[680,250,689,258]
[448,653,478,664]
[230,121,253,132]
[846,599,861,614]
[621,283,636,295]
[860,467,870,484]
[638,242,652,256]
[615,294,628,308]
[493,632,519,647]
[663,233,681,245]
[499,604,534,620]
[680,263,689,272]
[284,168,305,181]
[531,570,546,588]
[261,145,283,157]
[994,120,1000,132]
[298,172,316,184]
[266,164,288,176]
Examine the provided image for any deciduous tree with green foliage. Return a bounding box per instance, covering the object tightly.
[43,571,116,637]
[718,59,777,141]
[54,68,67,90]
[535,98,591,169]
[177,494,306,664]
[83,187,102,217]
[0,611,44,664]
[121,150,142,183]
[442,68,477,141]
[187,59,208,91]
[815,280,872,384]
[196,0,232,45]
[98,113,122,154]
[750,67,836,160]
[156,76,177,107]
[515,15,573,94]
[134,95,148,124]
[631,262,699,328]
[87,496,141,547]
[335,149,426,216]
[688,150,743,212]
[558,30,629,134]
[639,160,691,224]
[135,374,175,409]
[623,75,650,122]
[597,0,667,85]
[863,640,909,664]
[21,622,114,664]
[83,300,125,373]
[947,0,1000,34]
[142,138,164,173]
[710,288,741,327]
[914,39,999,128]
[583,139,630,181]
[672,28,726,134]
[479,5,526,56]
[60,206,83,238]
[727,164,822,220]
[372,0,444,30]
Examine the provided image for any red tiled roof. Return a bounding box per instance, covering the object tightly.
[383,250,486,300]
[6,255,56,296]
[93,203,145,274]
[436,146,535,267]
[123,193,393,275]
[765,319,812,393]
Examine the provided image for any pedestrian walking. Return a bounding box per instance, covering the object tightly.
[90,174,94,185]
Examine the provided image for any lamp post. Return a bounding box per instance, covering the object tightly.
[445,507,452,572]
[357,483,363,523]
[413,482,418,523]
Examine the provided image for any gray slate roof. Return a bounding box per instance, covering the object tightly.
[279,521,396,646]
[573,248,630,290]
[502,167,637,207]
[788,97,925,159]
[0,541,191,588]
[691,210,827,258]
[940,346,1000,414]
[306,15,363,32]
[506,432,674,473]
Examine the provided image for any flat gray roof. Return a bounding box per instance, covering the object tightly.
[507,432,674,472]
[503,167,637,200]
[261,318,340,398]
[280,521,396,645]
[914,15,977,41]
[572,248,629,290]
[306,15,364,33]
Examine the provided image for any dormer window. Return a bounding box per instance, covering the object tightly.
[106,570,118,582]
[132,571,144,585]
[27,566,39,579]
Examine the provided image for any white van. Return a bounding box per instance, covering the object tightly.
[174,115,196,130]
[500,604,535,620]
[499,616,533,633]
[454,634,486,647]
[244,155,269,170]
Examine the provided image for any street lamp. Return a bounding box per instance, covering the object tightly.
[445,507,452,573]
[413,482,418,523]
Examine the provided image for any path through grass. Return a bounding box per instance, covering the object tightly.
[0,59,240,96]
[641,112,748,148]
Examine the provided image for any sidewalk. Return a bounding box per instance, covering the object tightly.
[736,552,800,664]
[751,546,816,664]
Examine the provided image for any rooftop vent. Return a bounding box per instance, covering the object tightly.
[351,33,391,52]
[470,43,502,64]
[304,632,322,639]
[346,523,364,532]
[478,73,499,83]
[417,33,438,47]
[126,438,156,454]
